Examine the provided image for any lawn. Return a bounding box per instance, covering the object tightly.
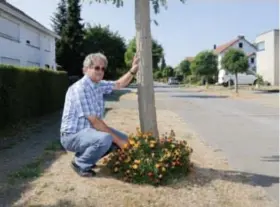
[8,108,275,207]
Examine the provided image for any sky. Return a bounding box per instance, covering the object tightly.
[7,0,279,67]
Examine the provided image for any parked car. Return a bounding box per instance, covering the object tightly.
[218,69,257,87]
[168,77,179,85]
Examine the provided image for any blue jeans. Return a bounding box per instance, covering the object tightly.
[60,128,128,171]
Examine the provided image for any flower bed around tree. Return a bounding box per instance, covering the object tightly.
[104,129,193,186]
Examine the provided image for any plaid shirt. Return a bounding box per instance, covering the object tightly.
[60,75,116,134]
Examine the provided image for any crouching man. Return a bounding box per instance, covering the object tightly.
[60,53,139,177]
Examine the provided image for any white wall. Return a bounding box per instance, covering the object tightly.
[256,30,279,85]
[217,38,257,71]
[0,11,56,69]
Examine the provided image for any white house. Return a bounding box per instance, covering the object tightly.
[213,35,257,72]
[255,29,279,86]
[0,0,59,69]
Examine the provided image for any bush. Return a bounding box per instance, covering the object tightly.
[184,75,201,85]
[104,129,193,186]
[0,64,69,128]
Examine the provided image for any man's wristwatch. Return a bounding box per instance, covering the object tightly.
[129,70,136,76]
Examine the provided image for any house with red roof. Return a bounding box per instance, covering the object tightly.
[213,35,257,72]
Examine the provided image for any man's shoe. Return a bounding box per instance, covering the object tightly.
[71,161,96,177]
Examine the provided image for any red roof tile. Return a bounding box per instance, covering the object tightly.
[214,38,239,54]
[247,52,255,57]
[185,57,194,62]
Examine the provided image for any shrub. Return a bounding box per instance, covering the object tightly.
[104,129,193,186]
[0,64,68,128]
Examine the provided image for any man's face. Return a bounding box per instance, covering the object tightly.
[84,58,106,82]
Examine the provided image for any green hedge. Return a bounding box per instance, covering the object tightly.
[0,64,69,128]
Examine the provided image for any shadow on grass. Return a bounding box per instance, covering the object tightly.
[253,89,279,94]
[104,89,132,102]
[261,155,279,162]
[172,94,228,99]
[0,140,67,207]
[0,111,61,150]
[168,165,279,190]
[96,163,278,190]
[24,199,84,207]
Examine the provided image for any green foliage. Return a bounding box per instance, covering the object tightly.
[58,0,84,76]
[160,56,166,70]
[221,48,249,75]
[104,129,193,186]
[256,74,264,85]
[88,0,186,14]
[177,60,191,76]
[51,0,67,35]
[190,51,218,83]
[0,65,68,129]
[162,66,174,78]
[183,74,201,85]
[153,70,163,80]
[125,37,164,70]
[221,48,249,92]
[83,24,127,79]
[51,0,68,73]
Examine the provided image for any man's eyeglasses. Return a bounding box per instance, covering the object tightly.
[93,66,105,72]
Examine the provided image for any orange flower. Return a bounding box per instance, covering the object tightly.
[134,160,141,164]
[149,143,155,148]
[129,139,135,145]
[134,142,140,148]
[124,157,131,163]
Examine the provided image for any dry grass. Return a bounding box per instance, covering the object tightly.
[12,109,276,207]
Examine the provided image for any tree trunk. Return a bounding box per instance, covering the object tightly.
[235,73,238,93]
[205,76,209,89]
[134,0,159,137]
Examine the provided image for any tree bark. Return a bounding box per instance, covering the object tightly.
[134,0,159,137]
[205,76,209,89]
[235,73,238,93]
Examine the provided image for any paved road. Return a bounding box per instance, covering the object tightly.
[152,83,279,203]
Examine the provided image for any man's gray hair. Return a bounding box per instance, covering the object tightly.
[83,53,108,68]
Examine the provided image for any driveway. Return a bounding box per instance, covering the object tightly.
[152,83,279,203]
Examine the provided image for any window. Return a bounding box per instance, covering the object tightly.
[27,61,40,67]
[1,57,20,66]
[257,41,265,51]
[45,38,51,52]
[0,16,20,41]
[239,42,243,48]
[251,57,255,64]
[25,28,40,49]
